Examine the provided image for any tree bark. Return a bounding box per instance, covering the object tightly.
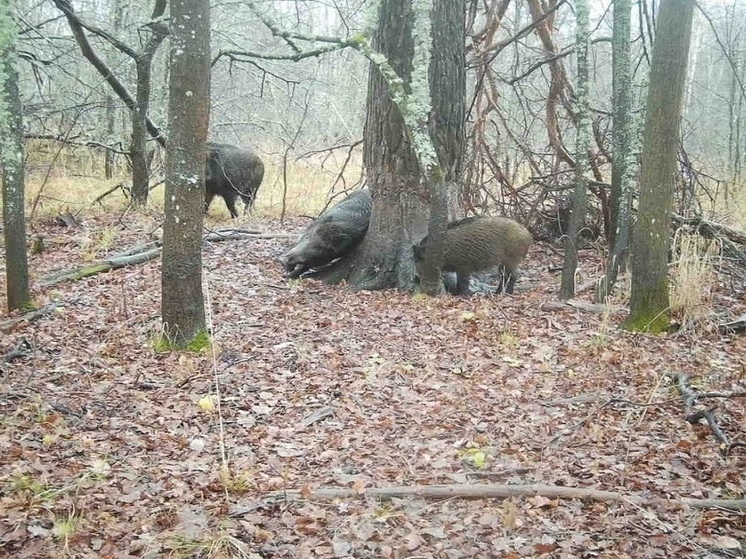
[419,0,466,295]
[130,13,168,205]
[160,0,210,346]
[597,0,634,302]
[1,28,31,312]
[626,0,695,332]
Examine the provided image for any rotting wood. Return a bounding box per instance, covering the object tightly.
[248,483,746,511]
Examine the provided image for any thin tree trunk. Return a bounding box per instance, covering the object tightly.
[419,0,466,295]
[160,0,210,347]
[559,1,590,299]
[626,0,695,332]
[130,2,168,206]
[597,0,634,302]
[130,60,150,206]
[1,37,31,312]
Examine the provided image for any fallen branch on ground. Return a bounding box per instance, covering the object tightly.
[39,229,294,286]
[666,372,741,456]
[719,314,746,334]
[1,337,33,361]
[92,182,127,206]
[0,304,61,333]
[540,299,624,314]
[248,483,746,511]
[39,248,162,286]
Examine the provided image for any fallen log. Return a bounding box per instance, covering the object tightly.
[540,299,624,314]
[671,213,746,268]
[39,248,162,286]
[672,214,746,246]
[38,229,293,287]
[243,483,746,512]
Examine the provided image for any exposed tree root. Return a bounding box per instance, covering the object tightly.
[252,483,746,511]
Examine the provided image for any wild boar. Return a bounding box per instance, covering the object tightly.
[282,189,372,278]
[205,142,264,218]
[414,216,532,295]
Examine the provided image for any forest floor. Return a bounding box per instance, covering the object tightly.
[0,209,745,559]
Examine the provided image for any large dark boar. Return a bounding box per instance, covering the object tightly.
[414,216,532,295]
[205,142,264,218]
[282,189,372,278]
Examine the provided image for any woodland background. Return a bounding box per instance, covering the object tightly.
[1,1,745,558]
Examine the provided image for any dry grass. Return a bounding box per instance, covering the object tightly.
[20,142,363,221]
[669,230,721,333]
[696,178,746,230]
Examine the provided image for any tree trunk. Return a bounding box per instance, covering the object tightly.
[104,93,116,179]
[129,59,150,206]
[338,0,465,292]
[1,37,31,312]
[160,0,210,347]
[420,0,466,295]
[345,0,424,290]
[626,0,694,333]
[130,4,168,206]
[597,0,634,302]
[559,0,590,300]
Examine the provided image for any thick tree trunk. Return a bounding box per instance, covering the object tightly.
[1,46,31,312]
[345,0,425,291]
[341,0,466,292]
[160,0,210,346]
[626,0,694,332]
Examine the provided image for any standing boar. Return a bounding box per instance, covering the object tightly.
[282,189,372,278]
[205,142,264,218]
[413,216,532,295]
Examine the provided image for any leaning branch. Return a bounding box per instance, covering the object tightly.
[253,483,746,511]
